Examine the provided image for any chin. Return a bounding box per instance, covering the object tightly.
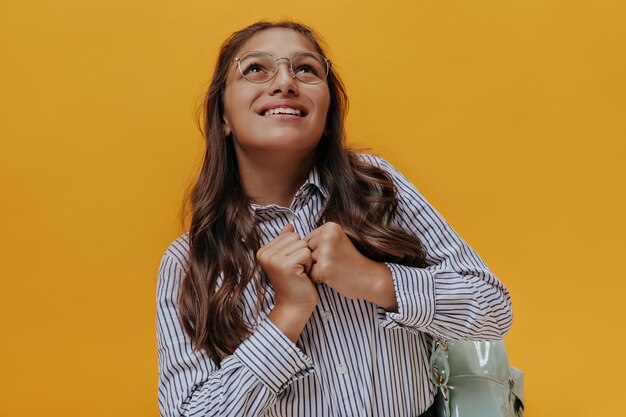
[263,142,318,155]
[255,134,321,153]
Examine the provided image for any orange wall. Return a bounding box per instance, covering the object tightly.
[1,1,624,416]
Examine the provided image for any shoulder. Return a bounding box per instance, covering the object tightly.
[351,151,427,206]
[352,151,401,172]
[352,151,388,167]
[351,151,410,183]
[158,232,190,274]
[156,233,190,303]
[156,233,190,300]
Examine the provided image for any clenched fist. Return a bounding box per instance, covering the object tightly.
[256,224,318,312]
[305,222,398,311]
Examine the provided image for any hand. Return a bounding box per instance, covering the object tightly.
[256,224,317,312]
[305,222,398,311]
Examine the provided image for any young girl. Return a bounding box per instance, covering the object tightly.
[156,20,512,417]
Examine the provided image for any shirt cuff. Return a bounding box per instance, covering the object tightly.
[234,316,315,394]
[378,263,436,331]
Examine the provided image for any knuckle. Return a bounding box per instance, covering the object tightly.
[267,253,279,265]
[326,222,341,233]
[317,260,330,275]
[321,225,341,242]
[260,253,275,267]
[320,247,332,260]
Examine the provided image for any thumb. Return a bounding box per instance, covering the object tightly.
[279,223,295,236]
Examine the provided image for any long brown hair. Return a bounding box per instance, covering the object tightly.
[179,20,428,366]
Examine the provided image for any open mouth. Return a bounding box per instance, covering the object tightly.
[261,107,307,117]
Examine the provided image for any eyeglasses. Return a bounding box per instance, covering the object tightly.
[234,51,330,85]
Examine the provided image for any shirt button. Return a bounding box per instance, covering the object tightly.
[321,311,332,322]
[337,364,347,375]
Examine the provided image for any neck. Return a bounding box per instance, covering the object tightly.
[235,149,316,208]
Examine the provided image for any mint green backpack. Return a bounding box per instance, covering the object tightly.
[429,339,525,417]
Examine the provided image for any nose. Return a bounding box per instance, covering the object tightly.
[269,58,298,95]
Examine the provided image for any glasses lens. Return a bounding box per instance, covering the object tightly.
[292,52,328,84]
[238,52,276,83]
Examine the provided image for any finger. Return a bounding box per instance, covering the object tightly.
[263,225,298,251]
[306,236,320,251]
[304,256,313,276]
[304,226,321,242]
[266,232,302,254]
[288,246,313,269]
[309,244,328,263]
[279,223,295,236]
[264,225,294,250]
[308,263,324,284]
[271,224,296,249]
[281,239,310,257]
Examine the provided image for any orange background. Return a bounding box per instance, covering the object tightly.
[1,1,624,416]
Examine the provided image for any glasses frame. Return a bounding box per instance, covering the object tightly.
[233,51,331,85]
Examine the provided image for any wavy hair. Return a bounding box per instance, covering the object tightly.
[179,20,428,366]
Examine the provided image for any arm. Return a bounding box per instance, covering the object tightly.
[366,155,513,340]
[156,250,314,417]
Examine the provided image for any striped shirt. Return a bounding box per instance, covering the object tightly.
[156,153,513,417]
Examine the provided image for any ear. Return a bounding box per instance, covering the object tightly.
[222,117,232,138]
[220,84,232,137]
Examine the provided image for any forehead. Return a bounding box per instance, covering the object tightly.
[237,28,318,56]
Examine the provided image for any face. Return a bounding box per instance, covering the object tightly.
[222,28,331,157]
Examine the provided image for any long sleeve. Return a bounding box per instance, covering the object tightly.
[156,247,315,417]
[365,155,513,340]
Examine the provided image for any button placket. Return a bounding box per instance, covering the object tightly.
[285,210,295,225]
[321,310,332,322]
[336,363,347,375]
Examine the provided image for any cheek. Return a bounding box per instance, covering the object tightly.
[320,88,331,115]
[223,90,250,127]
[309,87,331,116]
[318,94,331,126]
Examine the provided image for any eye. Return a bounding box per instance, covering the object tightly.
[242,62,267,75]
[292,53,326,80]
[295,64,317,75]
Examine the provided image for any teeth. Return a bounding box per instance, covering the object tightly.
[263,107,302,116]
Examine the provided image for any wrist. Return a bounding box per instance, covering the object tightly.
[364,262,398,312]
[268,303,315,343]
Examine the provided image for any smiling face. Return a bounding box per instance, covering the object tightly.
[222,28,331,158]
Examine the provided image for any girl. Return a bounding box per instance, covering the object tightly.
[156,20,512,417]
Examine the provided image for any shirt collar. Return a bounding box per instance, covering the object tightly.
[303,164,329,200]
